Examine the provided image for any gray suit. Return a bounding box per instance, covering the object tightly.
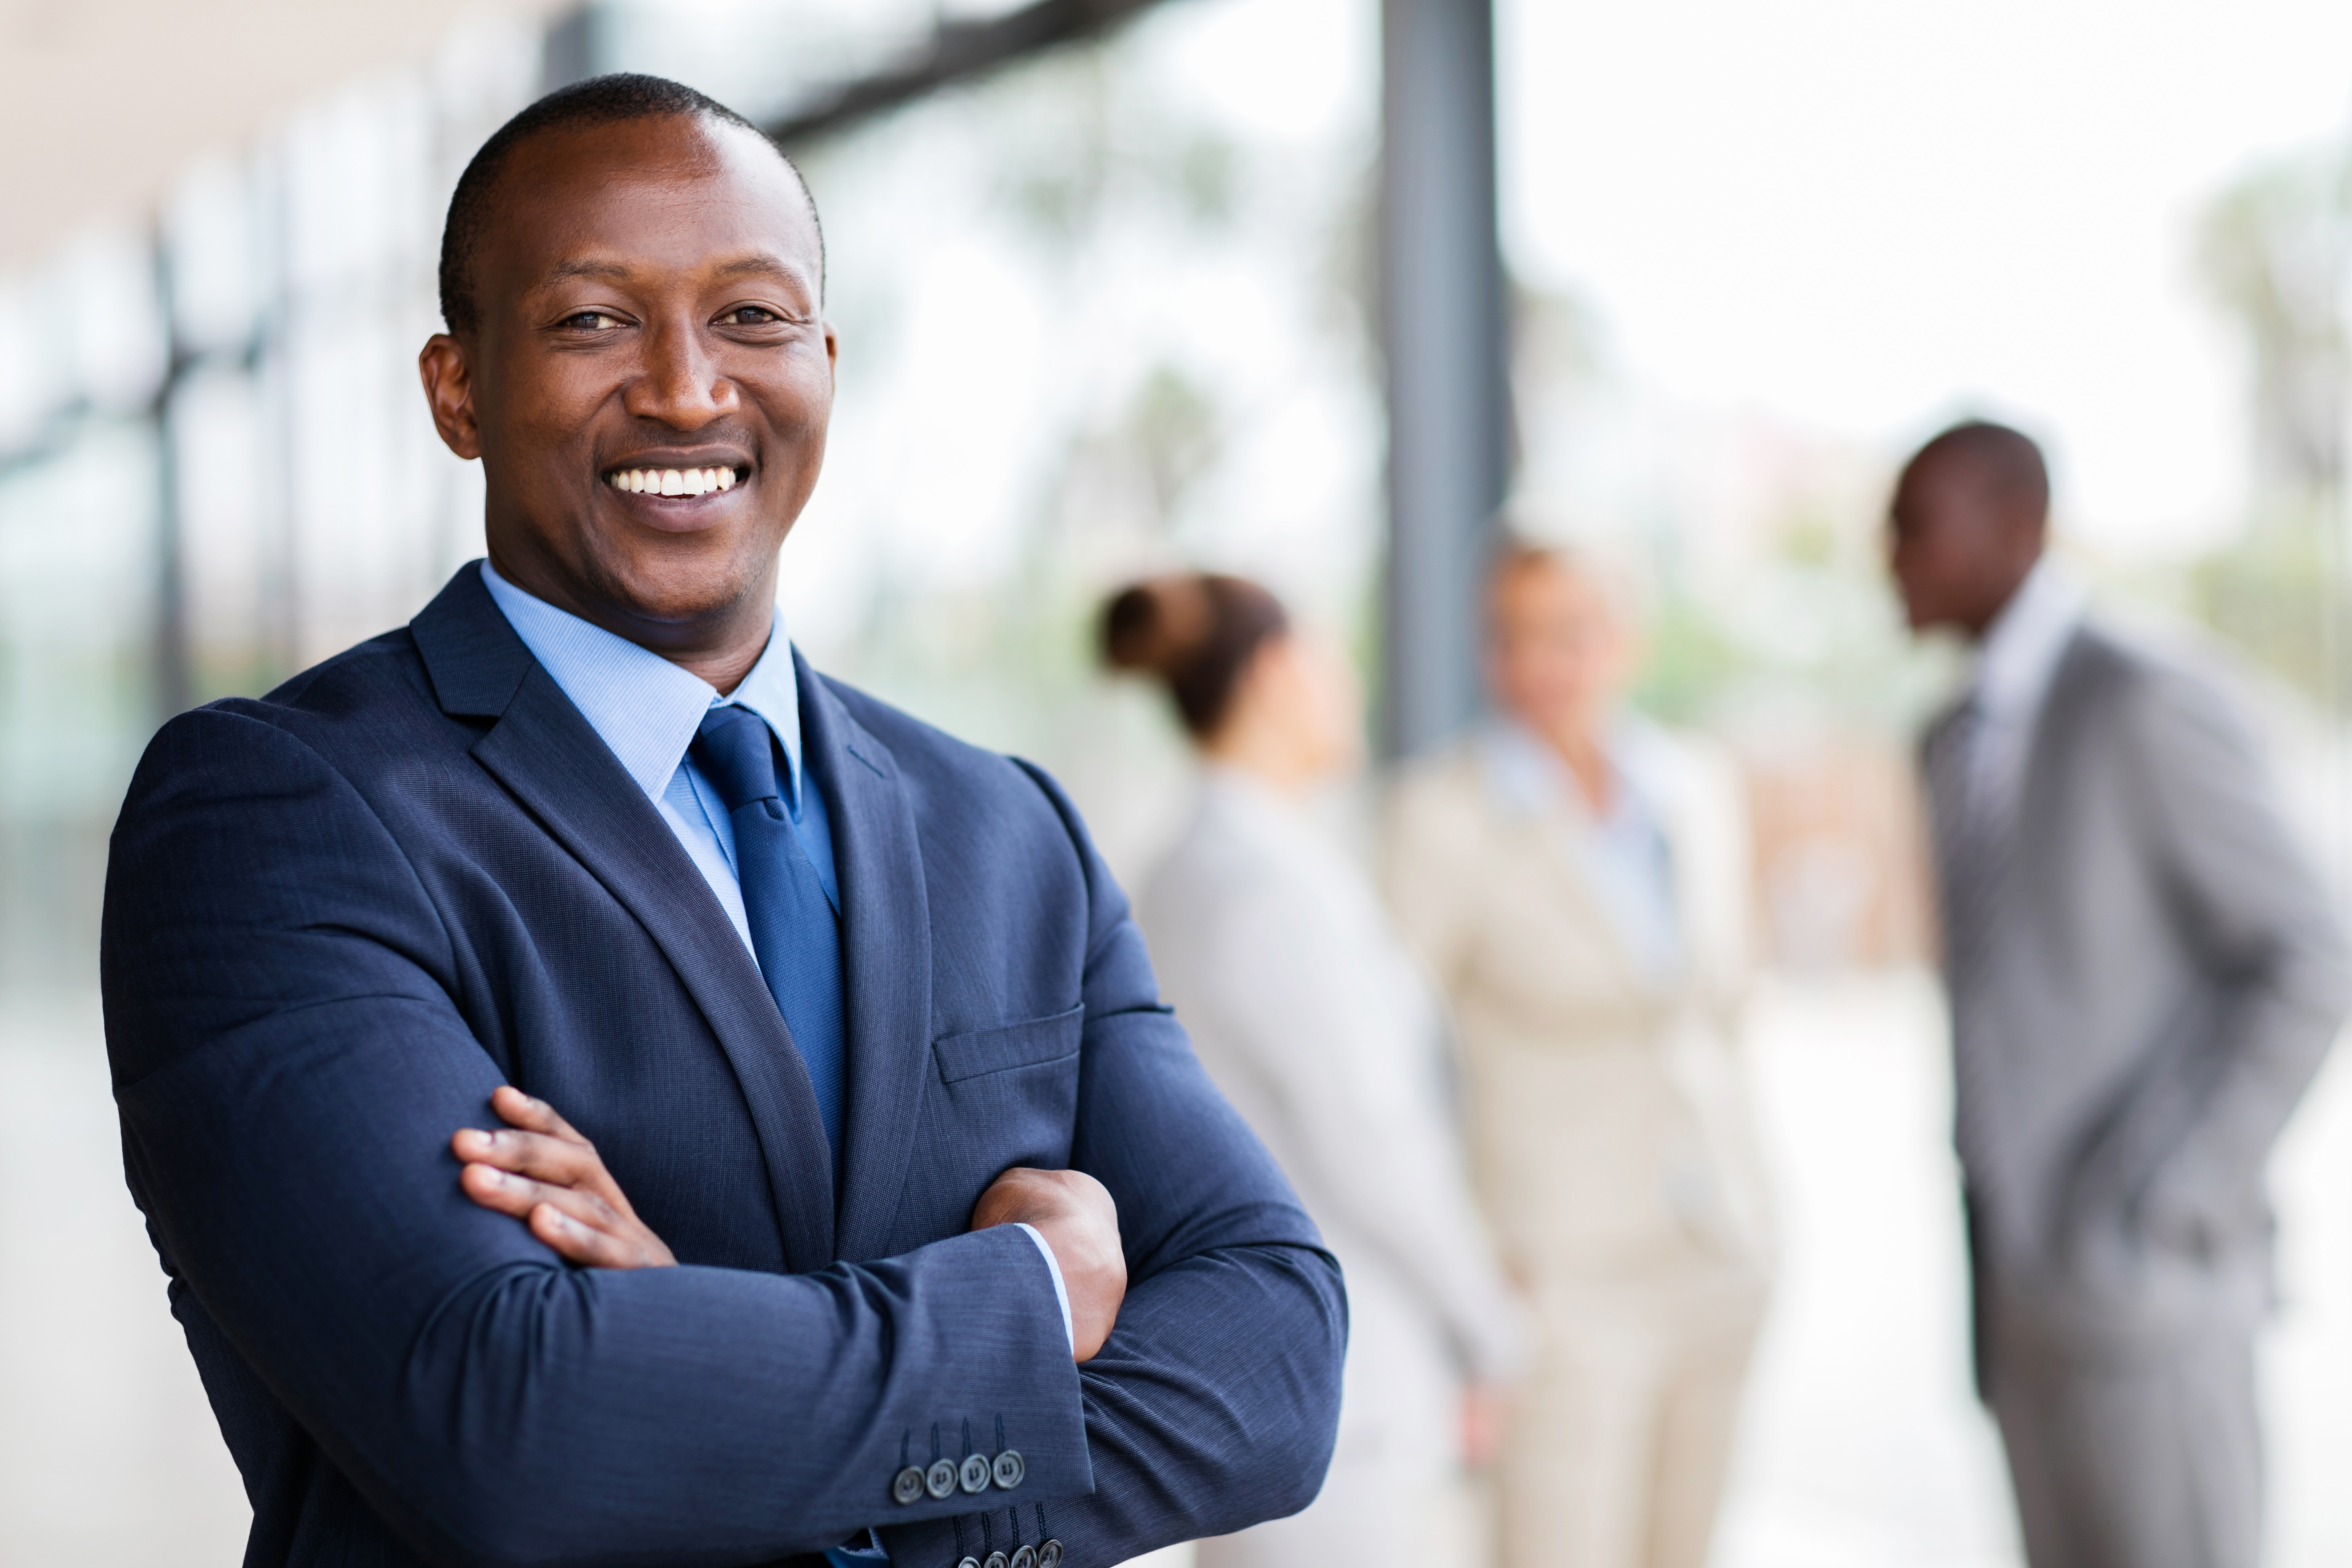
[1927,619,2351,1568]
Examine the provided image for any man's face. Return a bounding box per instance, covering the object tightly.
[421,114,835,645]
[1484,559,1633,741]
[1887,454,2039,637]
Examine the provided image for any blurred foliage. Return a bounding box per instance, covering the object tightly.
[2192,146,2352,714]
[2192,508,2350,713]
[2197,151,2352,503]
[1631,590,1746,724]
[981,50,1243,257]
[1125,365,1221,527]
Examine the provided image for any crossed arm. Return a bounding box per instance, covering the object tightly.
[105,710,1345,1567]
[454,1085,1129,1359]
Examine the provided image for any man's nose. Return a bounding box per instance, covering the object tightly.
[626,321,737,429]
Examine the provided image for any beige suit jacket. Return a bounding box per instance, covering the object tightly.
[1383,726,1773,1290]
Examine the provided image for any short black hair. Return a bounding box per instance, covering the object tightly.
[1908,419,2050,519]
[437,73,822,334]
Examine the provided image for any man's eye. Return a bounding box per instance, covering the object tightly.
[721,305,781,326]
[562,311,624,330]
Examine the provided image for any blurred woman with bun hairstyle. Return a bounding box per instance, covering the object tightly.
[1105,573,1526,1568]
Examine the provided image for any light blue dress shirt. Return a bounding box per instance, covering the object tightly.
[1483,719,1684,986]
[479,559,838,942]
[475,560,1075,1373]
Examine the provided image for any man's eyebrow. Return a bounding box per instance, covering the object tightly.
[541,258,634,285]
[534,254,809,288]
[713,252,805,281]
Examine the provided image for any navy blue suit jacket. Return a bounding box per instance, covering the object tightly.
[101,564,1345,1568]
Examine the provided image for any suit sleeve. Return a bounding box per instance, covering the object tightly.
[1379,769,1481,991]
[876,765,1348,1568]
[2124,666,2352,1227]
[103,708,1085,1568]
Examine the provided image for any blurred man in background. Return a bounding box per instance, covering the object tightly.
[1385,544,1774,1568]
[1109,573,1526,1568]
[1891,420,2352,1568]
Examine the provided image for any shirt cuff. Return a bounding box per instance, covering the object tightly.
[824,1530,889,1565]
[1014,1221,1074,1352]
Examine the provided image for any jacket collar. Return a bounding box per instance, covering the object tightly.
[409,564,839,1270]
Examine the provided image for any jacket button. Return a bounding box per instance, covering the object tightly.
[890,1466,925,1506]
[960,1452,993,1493]
[925,1459,958,1499]
[992,1449,1025,1489]
[957,1559,981,1568]
[984,1553,1009,1568]
[1011,1547,1038,1568]
[1038,1541,1063,1568]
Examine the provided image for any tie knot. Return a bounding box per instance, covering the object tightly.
[691,705,784,813]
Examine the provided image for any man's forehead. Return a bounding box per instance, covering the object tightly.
[487,117,818,278]
[1900,448,2000,502]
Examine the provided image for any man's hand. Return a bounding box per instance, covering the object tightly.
[971,1167,1126,1362]
[453,1086,676,1269]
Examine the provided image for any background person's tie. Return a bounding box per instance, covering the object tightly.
[691,704,847,1161]
[1928,696,2012,1208]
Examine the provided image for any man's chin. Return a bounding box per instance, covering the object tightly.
[584,544,779,638]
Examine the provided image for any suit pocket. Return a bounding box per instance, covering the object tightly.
[933,1004,1084,1084]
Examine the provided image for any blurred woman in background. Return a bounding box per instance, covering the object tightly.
[1105,573,1525,1568]
[1384,544,1773,1568]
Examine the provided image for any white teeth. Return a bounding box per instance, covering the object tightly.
[608,466,737,494]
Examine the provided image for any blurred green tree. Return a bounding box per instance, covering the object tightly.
[2194,145,2352,712]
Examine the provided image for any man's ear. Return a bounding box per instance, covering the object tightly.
[419,334,482,461]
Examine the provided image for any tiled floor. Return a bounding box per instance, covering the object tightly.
[5,976,2347,1565]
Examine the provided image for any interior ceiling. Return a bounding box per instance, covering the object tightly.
[0,0,572,272]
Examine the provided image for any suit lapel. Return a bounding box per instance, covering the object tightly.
[1493,772,1652,998]
[411,566,837,1271]
[2014,625,2098,870]
[795,655,934,1261]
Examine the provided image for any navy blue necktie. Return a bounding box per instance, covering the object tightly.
[690,705,846,1161]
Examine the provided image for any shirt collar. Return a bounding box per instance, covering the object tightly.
[1971,558,2085,721]
[477,558,806,806]
[1479,715,1660,833]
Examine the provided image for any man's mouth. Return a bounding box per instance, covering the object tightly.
[604,465,742,497]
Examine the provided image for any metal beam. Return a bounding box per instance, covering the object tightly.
[765,0,1172,145]
[1378,0,1510,760]
[150,230,193,721]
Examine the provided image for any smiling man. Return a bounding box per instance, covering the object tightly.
[101,75,1344,1568]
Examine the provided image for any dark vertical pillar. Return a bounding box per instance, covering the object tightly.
[541,4,609,93]
[151,229,192,721]
[1378,0,1510,760]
